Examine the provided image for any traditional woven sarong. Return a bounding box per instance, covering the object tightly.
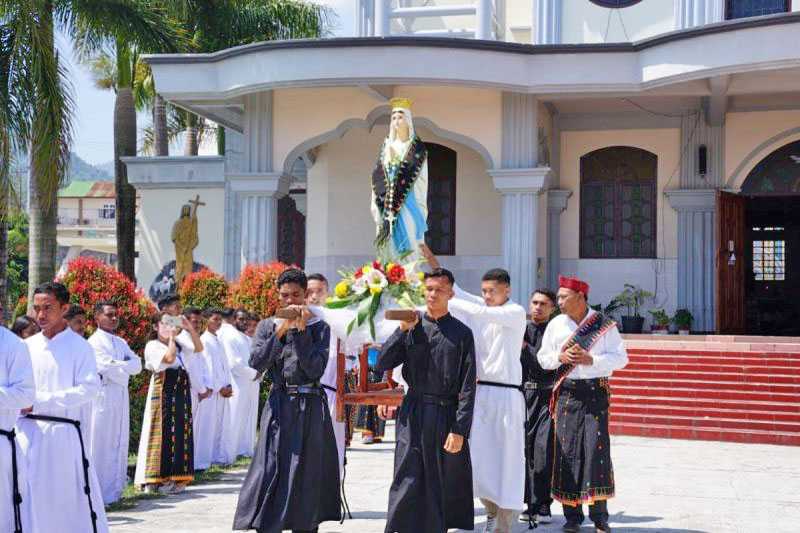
[143,367,194,484]
[549,312,617,506]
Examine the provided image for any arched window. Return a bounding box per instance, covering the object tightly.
[425,143,457,256]
[741,139,800,195]
[580,146,657,259]
[589,0,643,7]
[726,0,790,20]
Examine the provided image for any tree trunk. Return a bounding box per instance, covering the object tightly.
[27,4,59,308]
[115,81,138,282]
[153,94,169,156]
[27,153,59,304]
[217,125,225,156]
[183,111,199,156]
[0,205,8,321]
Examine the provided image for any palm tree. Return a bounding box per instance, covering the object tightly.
[0,0,181,299]
[157,0,329,156]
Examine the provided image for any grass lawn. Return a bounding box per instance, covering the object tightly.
[106,455,252,513]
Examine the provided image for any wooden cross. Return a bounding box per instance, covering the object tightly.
[188,194,206,216]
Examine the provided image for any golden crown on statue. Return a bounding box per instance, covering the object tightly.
[389,97,413,111]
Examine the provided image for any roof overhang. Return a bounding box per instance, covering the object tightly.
[144,12,800,128]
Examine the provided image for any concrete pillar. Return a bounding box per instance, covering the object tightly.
[674,0,725,30]
[375,0,391,37]
[546,189,571,290]
[476,0,492,40]
[533,0,562,44]
[666,190,717,332]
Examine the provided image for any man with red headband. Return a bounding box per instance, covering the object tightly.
[537,276,628,533]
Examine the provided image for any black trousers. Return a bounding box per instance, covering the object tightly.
[562,500,608,525]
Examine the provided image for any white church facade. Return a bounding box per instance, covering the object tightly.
[125,0,800,335]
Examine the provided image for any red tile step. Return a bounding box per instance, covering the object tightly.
[610,402,800,423]
[609,412,800,433]
[627,354,800,368]
[626,347,800,359]
[610,377,800,395]
[611,384,797,403]
[622,361,799,374]
[611,395,800,415]
[614,368,800,385]
[610,421,800,446]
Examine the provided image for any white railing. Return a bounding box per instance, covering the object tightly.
[364,0,500,40]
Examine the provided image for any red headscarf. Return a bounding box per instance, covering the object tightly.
[558,275,589,298]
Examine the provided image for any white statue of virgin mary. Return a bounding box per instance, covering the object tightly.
[370,98,429,260]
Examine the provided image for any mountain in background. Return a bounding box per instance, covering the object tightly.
[97,160,115,177]
[69,153,112,181]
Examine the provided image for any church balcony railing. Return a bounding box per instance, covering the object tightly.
[366,0,500,40]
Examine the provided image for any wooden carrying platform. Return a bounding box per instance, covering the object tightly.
[335,341,404,422]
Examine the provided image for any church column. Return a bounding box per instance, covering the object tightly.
[532,0,562,44]
[224,90,289,277]
[492,92,551,304]
[546,189,571,290]
[666,190,716,332]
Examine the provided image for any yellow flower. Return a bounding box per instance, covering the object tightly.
[369,285,383,295]
[362,265,372,274]
[386,262,396,272]
[334,281,350,298]
[417,271,425,281]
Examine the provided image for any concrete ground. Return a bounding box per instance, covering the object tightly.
[109,423,800,533]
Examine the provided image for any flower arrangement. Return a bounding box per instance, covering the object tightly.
[180,268,229,309]
[227,261,290,318]
[58,256,156,353]
[325,258,424,338]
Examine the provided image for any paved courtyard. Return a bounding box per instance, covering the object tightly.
[109,423,800,533]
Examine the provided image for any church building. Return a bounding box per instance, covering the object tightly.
[124,0,800,335]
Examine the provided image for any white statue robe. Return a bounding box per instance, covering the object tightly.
[537,310,629,378]
[218,322,259,458]
[176,330,214,470]
[16,329,109,533]
[447,286,527,512]
[370,138,429,260]
[320,333,346,474]
[87,328,142,504]
[0,327,34,533]
[198,330,234,466]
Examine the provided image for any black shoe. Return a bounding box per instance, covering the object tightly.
[563,522,581,533]
[595,523,612,533]
[537,504,552,524]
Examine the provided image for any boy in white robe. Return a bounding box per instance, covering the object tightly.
[199,308,234,466]
[180,307,213,469]
[88,301,142,505]
[16,282,109,533]
[422,245,526,533]
[218,308,260,459]
[1,323,34,533]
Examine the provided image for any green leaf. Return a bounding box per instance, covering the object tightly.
[356,293,373,327]
[368,292,381,340]
[325,296,355,309]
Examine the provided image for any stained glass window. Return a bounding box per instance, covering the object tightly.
[741,139,800,195]
[726,0,790,20]
[580,146,657,259]
[425,143,457,256]
[589,0,644,7]
[752,227,786,281]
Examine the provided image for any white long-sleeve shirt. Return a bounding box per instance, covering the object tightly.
[537,309,628,380]
[88,328,142,387]
[0,327,34,431]
[200,330,233,391]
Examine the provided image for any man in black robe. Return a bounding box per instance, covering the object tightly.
[377,267,477,533]
[520,289,557,526]
[232,269,341,533]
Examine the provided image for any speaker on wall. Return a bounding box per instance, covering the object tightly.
[698,145,708,177]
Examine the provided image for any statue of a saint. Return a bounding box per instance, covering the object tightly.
[370,98,428,259]
[172,195,204,289]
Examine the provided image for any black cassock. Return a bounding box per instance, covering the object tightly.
[376,313,477,533]
[521,320,557,513]
[233,319,341,533]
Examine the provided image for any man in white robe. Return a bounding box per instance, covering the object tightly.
[1,322,34,533]
[422,246,526,533]
[199,308,234,466]
[88,301,142,505]
[306,273,346,473]
[16,282,109,533]
[218,308,260,458]
[180,307,214,469]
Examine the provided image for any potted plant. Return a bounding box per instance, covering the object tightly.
[614,284,654,334]
[673,308,694,335]
[649,308,671,335]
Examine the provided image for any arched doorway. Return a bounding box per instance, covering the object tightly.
[731,140,800,335]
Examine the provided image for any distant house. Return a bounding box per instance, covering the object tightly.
[56,181,139,272]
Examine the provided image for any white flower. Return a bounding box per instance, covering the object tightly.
[365,268,388,291]
[352,275,369,295]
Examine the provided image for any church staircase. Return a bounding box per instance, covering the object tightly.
[609,336,800,446]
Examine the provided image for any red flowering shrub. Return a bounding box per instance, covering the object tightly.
[58,256,156,353]
[180,268,229,310]
[227,261,289,318]
[11,296,27,323]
